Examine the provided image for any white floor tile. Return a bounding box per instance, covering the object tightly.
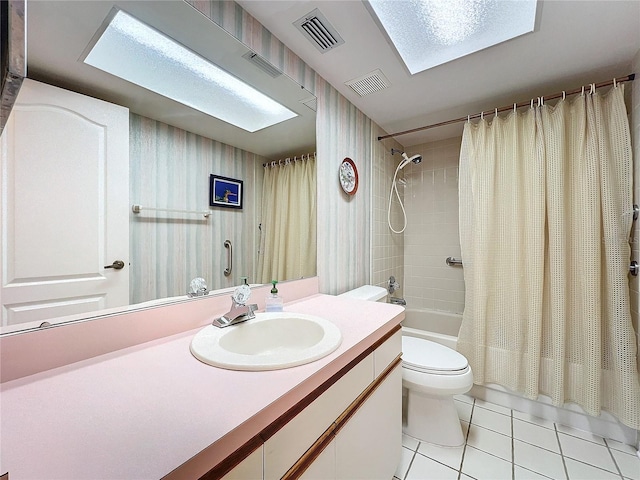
[607,438,639,456]
[461,446,513,480]
[406,453,460,480]
[454,393,475,404]
[514,439,566,479]
[417,440,464,471]
[455,398,473,423]
[474,398,512,415]
[512,418,560,453]
[610,448,640,480]
[555,423,605,445]
[564,458,621,480]
[461,420,469,439]
[466,424,512,462]
[395,446,415,480]
[471,405,512,436]
[558,433,618,474]
[514,465,554,479]
[402,434,419,451]
[512,410,556,429]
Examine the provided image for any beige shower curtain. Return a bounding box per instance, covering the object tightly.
[257,154,317,283]
[458,85,640,429]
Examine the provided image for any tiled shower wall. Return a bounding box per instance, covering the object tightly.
[631,47,640,375]
[371,129,406,295]
[402,137,465,313]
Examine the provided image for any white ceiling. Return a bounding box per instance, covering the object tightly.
[237,0,640,147]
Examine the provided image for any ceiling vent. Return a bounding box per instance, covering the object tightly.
[242,51,282,78]
[345,69,390,97]
[294,9,345,53]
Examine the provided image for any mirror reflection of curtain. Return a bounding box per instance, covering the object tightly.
[257,154,317,283]
[457,85,640,429]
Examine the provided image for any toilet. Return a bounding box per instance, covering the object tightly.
[339,285,473,447]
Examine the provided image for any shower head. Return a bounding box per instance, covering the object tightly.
[398,152,422,169]
[403,152,422,164]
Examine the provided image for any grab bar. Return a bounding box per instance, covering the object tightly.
[224,240,232,276]
[446,257,463,266]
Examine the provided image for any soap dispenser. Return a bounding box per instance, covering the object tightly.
[265,280,284,312]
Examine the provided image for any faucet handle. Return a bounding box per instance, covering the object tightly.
[232,284,251,306]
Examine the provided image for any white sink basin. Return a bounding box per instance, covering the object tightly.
[190,312,342,370]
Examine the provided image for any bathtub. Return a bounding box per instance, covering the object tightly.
[401,308,461,351]
[399,307,638,447]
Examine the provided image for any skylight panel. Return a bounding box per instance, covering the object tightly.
[84,9,297,132]
[368,0,537,75]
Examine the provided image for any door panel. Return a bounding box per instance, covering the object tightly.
[0,79,129,328]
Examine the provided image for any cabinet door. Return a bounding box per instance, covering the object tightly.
[222,446,263,480]
[0,78,129,329]
[335,364,402,480]
[264,354,373,480]
[300,440,335,480]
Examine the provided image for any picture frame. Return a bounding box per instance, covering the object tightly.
[209,174,243,209]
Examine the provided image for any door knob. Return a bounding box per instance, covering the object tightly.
[104,260,125,270]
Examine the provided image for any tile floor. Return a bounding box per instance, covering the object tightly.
[395,395,640,480]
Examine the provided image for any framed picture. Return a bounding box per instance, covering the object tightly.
[210,174,243,209]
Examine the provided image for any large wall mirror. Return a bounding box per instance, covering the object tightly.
[0,0,317,335]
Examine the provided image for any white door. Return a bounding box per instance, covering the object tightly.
[0,79,129,329]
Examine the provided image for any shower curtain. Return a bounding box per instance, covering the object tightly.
[457,85,640,429]
[257,154,317,283]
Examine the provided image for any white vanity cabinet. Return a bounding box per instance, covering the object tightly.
[222,447,264,480]
[219,329,402,480]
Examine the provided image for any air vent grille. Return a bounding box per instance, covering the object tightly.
[294,9,344,53]
[345,69,390,97]
[242,51,282,78]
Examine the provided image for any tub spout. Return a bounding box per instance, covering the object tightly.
[390,297,406,306]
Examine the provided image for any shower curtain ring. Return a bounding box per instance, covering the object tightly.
[613,78,617,88]
[513,103,517,113]
[562,91,566,100]
[481,111,484,120]
[494,107,498,117]
[590,83,595,94]
[530,98,534,109]
[581,86,585,96]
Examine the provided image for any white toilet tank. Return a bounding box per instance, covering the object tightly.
[339,285,388,302]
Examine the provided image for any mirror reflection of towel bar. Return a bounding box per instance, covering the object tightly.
[446,257,463,266]
[132,204,210,218]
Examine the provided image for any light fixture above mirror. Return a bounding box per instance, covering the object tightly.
[83,8,297,132]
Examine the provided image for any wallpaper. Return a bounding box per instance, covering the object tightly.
[129,114,264,304]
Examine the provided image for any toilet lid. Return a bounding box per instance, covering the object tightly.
[402,336,469,373]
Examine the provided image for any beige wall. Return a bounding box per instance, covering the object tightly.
[401,137,465,313]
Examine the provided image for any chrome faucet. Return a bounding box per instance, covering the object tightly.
[212,284,258,327]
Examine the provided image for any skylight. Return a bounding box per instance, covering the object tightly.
[84,9,297,132]
[368,0,537,75]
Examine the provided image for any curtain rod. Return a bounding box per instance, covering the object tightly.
[262,152,316,168]
[377,73,636,141]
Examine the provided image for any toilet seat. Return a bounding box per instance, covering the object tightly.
[402,336,468,375]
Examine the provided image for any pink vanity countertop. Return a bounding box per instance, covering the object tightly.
[0,294,404,479]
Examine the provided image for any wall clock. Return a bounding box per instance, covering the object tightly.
[339,157,358,195]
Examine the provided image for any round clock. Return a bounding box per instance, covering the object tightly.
[339,157,358,195]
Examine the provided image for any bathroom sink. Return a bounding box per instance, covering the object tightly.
[190,312,342,370]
